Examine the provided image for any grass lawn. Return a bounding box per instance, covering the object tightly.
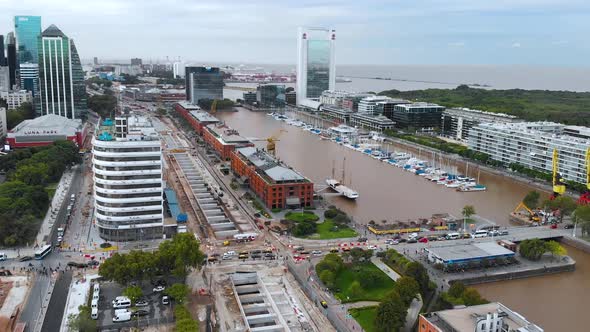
[306,219,357,239]
[285,212,319,223]
[349,306,377,332]
[335,262,395,303]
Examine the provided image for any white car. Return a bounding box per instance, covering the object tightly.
[153,285,165,293]
[367,245,378,250]
[311,250,322,256]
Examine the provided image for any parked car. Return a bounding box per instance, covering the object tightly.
[311,250,322,256]
[320,301,328,308]
[135,299,149,307]
[87,260,100,266]
[367,245,378,250]
[153,285,165,293]
[499,230,509,236]
[132,309,149,317]
[398,238,408,243]
[564,224,575,229]
[357,237,368,242]
[488,230,500,237]
[407,239,417,244]
[19,256,33,262]
[550,223,558,229]
[418,237,429,243]
[161,295,170,305]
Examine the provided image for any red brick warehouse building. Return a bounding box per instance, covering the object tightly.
[231,147,314,209]
[203,123,254,160]
[173,101,219,135]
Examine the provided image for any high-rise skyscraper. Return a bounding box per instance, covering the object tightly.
[6,32,17,89]
[37,25,87,119]
[184,66,223,105]
[0,35,5,66]
[296,27,336,105]
[15,16,41,64]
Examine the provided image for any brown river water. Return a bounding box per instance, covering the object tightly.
[216,110,589,332]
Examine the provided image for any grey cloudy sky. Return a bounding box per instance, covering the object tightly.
[1,0,589,66]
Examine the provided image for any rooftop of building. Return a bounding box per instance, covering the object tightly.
[206,123,251,144]
[426,242,514,263]
[176,100,202,111]
[474,121,590,144]
[42,24,66,38]
[190,110,219,123]
[395,102,445,109]
[424,302,543,332]
[321,105,354,113]
[96,114,159,142]
[359,95,392,103]
[236,147,310,184]
[350,113,395,124]
[10,114,82,134]
[298,98,322,110]
[445,107,518,119]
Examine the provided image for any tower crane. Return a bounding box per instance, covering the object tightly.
[552,148,566,199]
[249,129,287,156]
[578,147,590,205]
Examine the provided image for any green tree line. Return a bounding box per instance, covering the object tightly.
[98,233,205,284]
[381,85,590,126]
[0,141,80,246]
[87,94,117,119]
[5,102,35,129]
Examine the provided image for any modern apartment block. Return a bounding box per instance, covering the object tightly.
[296,27,336,105]
[419,302,543,332]
[231,147,314,209]
[441,108,519,141]
[37,25,87,119]
[0,90,33,110]
[392,102,445,129]
[92,114,164,241]
[468,122,590,184]
[358,95,394,115]
[184,66,223,105]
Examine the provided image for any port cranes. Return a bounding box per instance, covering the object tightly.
[249,129,287,156]
[552,148,566,199]
[579,147,590,205]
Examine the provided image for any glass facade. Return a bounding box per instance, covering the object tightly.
[306,40,331,99]
[37,25,87,119]
[256,84,286,108]
[186,66,223,105]
[14,16,41,64]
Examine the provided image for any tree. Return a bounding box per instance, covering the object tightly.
[87,94,117,118]
[519,238,548,261]
[394,276,420,306]
[523,191,541,209]
[349,247,365,265]
[158,233,205,277]
[348,280,363,299]
[462,205,476,231]
[462,288,489,306]
[374,290,407,332]
[319,270,336,289]
[545,240,567,257]
[447,282,466,299]
[166,283,189,303]
[405,262,430,296]
[67,305,97,332]
[545,196,577,221]
[574,205,590,236]
[360,270,384,289]
[174,305,199,331]
[123,285,143,303]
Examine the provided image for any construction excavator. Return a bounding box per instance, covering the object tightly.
[551,148,566,199]
[578,147,590,205]
[512,201,541,223]
[250,129,287,156]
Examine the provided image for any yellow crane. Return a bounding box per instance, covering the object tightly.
[210,100,218,114]
[579,147,590,205]
[250,129,287,156]
[552,148,566,198]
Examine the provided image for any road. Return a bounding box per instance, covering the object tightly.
[41,271,73,332]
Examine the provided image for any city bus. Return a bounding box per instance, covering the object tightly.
[34,245,52,260]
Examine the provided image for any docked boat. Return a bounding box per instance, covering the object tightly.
[458,184,487,192]
[326,179,359,199]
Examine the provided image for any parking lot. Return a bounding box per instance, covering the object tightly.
[95,278,180,330]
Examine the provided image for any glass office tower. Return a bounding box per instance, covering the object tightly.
[185,66,223,105]
[38,25,87,119]
[14,16,41,64]
[296,27,336,105]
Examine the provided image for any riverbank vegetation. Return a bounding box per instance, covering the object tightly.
[519,238,567,261]
[0,141,80,246]
[381,85,590,126]
[434,282,488,310]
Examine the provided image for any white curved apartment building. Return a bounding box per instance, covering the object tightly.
[92,115,163,241]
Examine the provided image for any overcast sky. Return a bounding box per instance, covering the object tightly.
[1,0,589,66]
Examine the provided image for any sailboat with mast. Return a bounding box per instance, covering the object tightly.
[326,157,359,200]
